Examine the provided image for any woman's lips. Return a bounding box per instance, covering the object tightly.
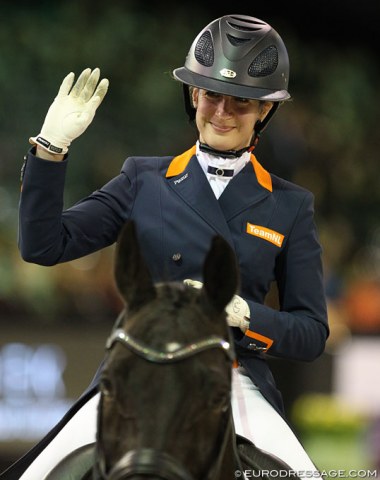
[210,122,235,133]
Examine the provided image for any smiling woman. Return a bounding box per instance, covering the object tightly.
[191,89,273,152]
[3,13,328,480]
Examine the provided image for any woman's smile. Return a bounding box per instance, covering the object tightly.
[210,122,235,133]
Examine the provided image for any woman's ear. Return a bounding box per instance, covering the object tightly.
[260,101,274,122]
[191,87,199,109]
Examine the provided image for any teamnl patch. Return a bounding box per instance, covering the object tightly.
[246,223,284,248]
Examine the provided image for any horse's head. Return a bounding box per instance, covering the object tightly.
[96,221,238,480]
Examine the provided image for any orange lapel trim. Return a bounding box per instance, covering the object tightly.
[166,145,272,194]
[250,154,272,192]
[166,145,196,178]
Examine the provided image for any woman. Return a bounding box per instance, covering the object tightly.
[4,14,328,480]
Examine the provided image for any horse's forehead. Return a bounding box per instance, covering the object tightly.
[119,285,229,353]
[126,290,207,332]
[137,287,187,313]
[129,307,206,346]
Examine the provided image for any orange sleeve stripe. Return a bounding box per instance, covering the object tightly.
[245,330,274,350]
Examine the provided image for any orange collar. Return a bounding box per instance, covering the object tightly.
[166,145,272,192]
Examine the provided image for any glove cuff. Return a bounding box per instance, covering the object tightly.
[240,319,250,333]
[29,135,68,155]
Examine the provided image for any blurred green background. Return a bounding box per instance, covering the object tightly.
[0,1,379,477]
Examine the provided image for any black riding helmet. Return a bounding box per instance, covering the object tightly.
[173,14,291,141]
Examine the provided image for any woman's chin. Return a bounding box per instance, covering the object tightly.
[202,139,239,152]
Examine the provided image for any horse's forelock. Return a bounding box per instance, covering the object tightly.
[123,282,223,348]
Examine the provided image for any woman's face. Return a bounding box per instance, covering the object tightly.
[192,88,273,151]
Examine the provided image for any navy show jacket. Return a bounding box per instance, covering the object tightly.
[2,145,329,479]
[19,144,329,412]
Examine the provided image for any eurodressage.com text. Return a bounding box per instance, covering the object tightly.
[234,469,378,478]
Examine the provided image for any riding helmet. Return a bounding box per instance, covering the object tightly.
[173,14,291,130]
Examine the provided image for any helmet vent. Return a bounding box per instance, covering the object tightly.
[194,31,214,67]
[227,20,266,32]
[248,45,278,77]
[227,34,251,47]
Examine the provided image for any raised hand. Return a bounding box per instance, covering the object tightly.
[30,68,109,155]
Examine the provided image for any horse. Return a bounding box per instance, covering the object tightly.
[45,221,297,480]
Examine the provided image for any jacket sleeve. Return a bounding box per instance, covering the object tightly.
[236,192,329,362]
[18,150,135,265]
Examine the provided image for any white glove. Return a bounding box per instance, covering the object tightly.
[183,279,250,333]
[30,68,109,155]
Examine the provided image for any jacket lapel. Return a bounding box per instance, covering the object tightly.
[218,154,272,221]
[165,146,234,245]
[165,147,273,241]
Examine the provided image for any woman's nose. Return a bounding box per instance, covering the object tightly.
[215,97,232,116]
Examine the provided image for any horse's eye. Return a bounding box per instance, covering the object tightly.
[208,388,230,412]
[100,376,114,398]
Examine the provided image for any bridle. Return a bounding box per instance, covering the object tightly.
[106,328,234,364]
[95,310,236,480]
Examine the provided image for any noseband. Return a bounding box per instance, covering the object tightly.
[96,311,235,480]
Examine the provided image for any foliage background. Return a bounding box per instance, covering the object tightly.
[0,0,379,326]
[0,0,379,473]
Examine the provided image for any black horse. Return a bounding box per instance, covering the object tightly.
[45,222,296,480]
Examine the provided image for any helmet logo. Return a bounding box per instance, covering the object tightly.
[220,68,236,79]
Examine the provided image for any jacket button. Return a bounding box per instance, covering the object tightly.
[172,253,182,262]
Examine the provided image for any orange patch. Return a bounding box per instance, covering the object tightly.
[166,145,196,178]
[246,223,284,248]
[250,154,272,192]
[245,330,274,352]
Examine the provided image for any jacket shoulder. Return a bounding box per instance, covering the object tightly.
[120,155,174,175]
[271,173,314,201]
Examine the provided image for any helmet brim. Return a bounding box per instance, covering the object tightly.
[173,67,291,102]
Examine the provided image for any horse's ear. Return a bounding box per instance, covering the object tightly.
[114,221,156,310]
[202,235,239,312]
